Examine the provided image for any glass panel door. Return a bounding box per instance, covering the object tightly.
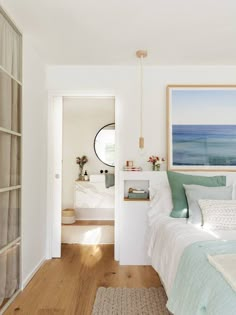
[0,7,22,311]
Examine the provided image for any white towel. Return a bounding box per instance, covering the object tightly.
[208,254,236,292]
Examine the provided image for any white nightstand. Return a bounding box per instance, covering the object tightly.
[119,171,168,265]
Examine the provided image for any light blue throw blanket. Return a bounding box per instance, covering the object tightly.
[167,240,236,315]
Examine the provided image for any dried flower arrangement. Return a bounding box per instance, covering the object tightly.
[76,155,88,179]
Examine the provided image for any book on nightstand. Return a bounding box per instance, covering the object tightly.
[123,166,142,171]
[128,192,149,199]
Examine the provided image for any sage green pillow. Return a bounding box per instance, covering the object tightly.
[167,171,226,218]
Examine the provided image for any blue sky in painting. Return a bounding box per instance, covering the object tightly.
[171,89,236,125]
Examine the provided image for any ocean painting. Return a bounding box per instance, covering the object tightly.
[173,125,236,166]
[167,86,236,170]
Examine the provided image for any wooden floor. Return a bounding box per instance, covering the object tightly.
[4,245,161,315]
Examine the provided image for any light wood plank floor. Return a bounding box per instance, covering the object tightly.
[4,245,161,315]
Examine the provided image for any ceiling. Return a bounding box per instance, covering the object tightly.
[2,0,236,65]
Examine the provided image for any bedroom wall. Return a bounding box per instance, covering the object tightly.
[47,65,236,260]
[21,36,47,287]
[62,97,115,209]
[47,65,236,171]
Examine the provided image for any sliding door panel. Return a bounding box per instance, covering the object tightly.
[0,69,22,133]
[0,191,9,248]
[0,70,11,130]
[0,13,22,81]
[8,189,20,244]
[10,135,21,187]
[0,8,22,311]
[0,132,21,189]
[0,244,20,308]
[0,190,20,249]
[11,79,21,133]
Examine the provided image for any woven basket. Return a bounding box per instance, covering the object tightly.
[62,208,75,224]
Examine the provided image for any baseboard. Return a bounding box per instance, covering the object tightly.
[22,257,46,289]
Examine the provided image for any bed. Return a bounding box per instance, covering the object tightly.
[148,172,236,315]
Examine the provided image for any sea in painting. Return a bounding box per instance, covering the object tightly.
[172,125,236,166]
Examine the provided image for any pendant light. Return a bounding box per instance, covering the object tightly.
[136,50,148,149]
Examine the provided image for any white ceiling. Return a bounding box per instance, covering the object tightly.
[2,0,236,65]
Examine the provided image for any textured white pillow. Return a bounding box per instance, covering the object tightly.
[198,199,236,230]
[183,185,233,225]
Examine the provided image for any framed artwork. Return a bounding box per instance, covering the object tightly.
[167,85,236,171]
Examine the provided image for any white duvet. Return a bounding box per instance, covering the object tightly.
[148,213,236,297]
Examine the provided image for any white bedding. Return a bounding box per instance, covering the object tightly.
[148,213,236,297]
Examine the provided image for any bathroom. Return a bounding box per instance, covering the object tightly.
[61,97,115,244]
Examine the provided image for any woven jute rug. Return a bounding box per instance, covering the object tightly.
[92,287,170,315]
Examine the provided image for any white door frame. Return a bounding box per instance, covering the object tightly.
[46,90,119,259]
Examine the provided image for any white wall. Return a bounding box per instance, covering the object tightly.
[21,36,47,286]
[62,97,115,209]
[47,65,236,171]
[47,65,236,260]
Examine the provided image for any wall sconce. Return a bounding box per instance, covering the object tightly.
[136,50,148,149]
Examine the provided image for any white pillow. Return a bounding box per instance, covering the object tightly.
[198,199,236,230]
[183,184,233,225]
[148,185,173,225]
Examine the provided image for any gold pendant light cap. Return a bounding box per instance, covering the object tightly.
[136,50,148,59]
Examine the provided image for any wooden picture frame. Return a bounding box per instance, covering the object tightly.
[167,85,236,171]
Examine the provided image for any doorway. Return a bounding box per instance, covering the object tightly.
[47,94,117,258]
[61,97,115,245]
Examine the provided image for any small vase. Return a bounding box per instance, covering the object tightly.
[152,164,160,171]
[155,164,160,171]
[78,166,83,180]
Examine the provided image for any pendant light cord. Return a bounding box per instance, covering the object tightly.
[140,55,143,137]
[136,49,147,149]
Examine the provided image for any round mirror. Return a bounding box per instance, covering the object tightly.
[94,123,115,167]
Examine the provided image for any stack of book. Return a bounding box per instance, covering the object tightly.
[128,189,148,199]
[123,166,142,171]
[132,189,146,193]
